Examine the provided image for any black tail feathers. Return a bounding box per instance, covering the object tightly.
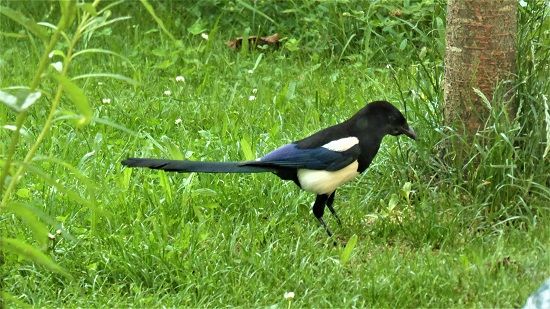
[121,158,275,173]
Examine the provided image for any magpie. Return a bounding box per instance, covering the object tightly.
[122,100,416,236]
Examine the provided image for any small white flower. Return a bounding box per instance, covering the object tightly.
[252,88,258,94]
[175,75,185,82]
[48,51,54,58]
[51,61,63,72]
[164,90,172,96]
[175,118,182,125]
[248,95,256,101]
[201,32,209,40]
[519,0,527,7]
[247,69,254,74]
[283,291,295,300]
[97,81,104,86]
[102,98,111,104]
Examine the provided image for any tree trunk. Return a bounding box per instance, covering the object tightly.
[444,0,517,133]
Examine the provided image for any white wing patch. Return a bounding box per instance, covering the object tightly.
[297,161,359,195]
[321,137,359,152]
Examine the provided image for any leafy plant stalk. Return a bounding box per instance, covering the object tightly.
[1,8,92,207]
[0,29,64,195]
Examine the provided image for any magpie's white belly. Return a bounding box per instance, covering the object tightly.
[297,161,359,195]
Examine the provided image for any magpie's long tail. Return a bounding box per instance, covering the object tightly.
[121,158,275,173]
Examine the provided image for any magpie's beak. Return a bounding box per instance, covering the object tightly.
[402,125,417,140]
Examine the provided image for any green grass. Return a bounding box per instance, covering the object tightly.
[1,2,549,307]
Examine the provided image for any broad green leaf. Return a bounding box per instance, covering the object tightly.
[0,89,17,109]
[58,0,76,30]
[340,234,358,265]
[78,2,97,16]
[284,38,300,52]
[419,46,427,60]
[240,138,255,160]
[86,262,98,273]
[16,188,30,198]
[401,181,412,203]
[1,238,72,279]
[166,142,184,160]
[0,89,41,112]
[203,203,219,209]
[251,53,264,71]
[1,291,32,308]
[388,193,399,210]
[0,31,27,38]
[193,205,204,221]
[399,38,408,50]
[240,28,250,55]
[51,72,92,126]
[119,167,132,190]
[191,188,217,198]
[5,202,49,247]
[0,6,48,41]
[71,73,139,86]
[20,91,41,110]
[154,59,174,69]
[139,0,176,40]
[285,81,297,101]
[187,19,206,35]
[158,170,172,203]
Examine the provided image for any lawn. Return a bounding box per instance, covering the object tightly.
[1,1,549,307]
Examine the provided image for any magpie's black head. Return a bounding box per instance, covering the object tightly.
[354,101,416,140]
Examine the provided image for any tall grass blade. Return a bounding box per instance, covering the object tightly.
[1,238,72,279]
[0,5,48,41]
[71,73,139,86]
[236,0,278,25]
[139,0,176,40]
[5,202,50,247]
[51,72,92,126]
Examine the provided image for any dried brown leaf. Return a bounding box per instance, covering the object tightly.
[227,33,281,50]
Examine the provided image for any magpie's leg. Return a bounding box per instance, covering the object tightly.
[312,194,332,237]
[326,191,342,226]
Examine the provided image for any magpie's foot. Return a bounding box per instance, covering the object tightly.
[317,217,333,237]
[326,204,342,226]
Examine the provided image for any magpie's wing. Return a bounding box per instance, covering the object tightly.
[243,143,360,171]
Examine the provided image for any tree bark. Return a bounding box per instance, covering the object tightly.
[444,0,516,133]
